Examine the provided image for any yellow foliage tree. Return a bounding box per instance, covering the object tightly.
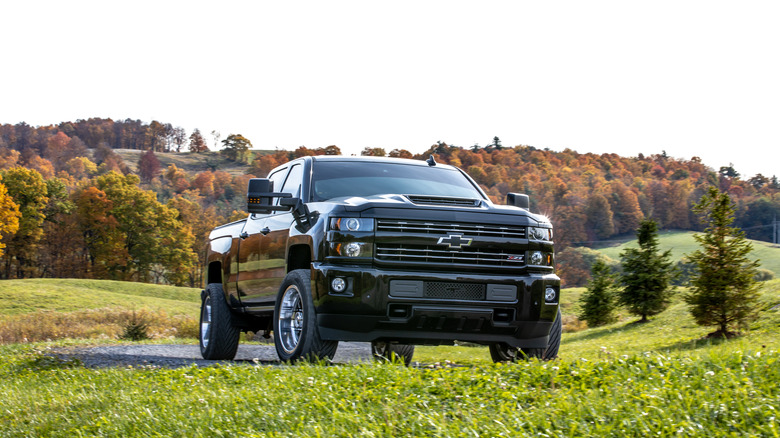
[0,175,21,258]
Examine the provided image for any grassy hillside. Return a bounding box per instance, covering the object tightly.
[0,278,200,316]
[0,279,200,343]
[112,149,268,176]
[594,230,780,276]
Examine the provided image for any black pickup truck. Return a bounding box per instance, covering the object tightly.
[199,156,560,364]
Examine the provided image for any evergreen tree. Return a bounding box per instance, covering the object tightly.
[578,258,618,327]
[684,187,760,337]
[618,217,675,322]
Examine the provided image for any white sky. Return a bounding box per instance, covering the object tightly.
[1,1,778,178]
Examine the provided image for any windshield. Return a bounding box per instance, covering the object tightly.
[311,161,484,202]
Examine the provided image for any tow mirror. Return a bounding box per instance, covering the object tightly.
[247,178,292,214]
[506,193,530,210]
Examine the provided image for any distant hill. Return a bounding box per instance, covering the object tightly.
[111,149,268,176]
[593,230,780,277]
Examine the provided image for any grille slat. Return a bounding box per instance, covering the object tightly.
[376,244,525,267]
[377,219,526,239]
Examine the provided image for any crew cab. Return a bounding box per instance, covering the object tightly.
[199,156,560,364]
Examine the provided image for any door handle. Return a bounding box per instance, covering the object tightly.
[261,227,270,235]
[239,231,249,239]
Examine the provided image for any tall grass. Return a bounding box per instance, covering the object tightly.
[0,308,198,343]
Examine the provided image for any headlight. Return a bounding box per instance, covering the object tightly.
[529,226,552,241]
[330,218,375,232]
[331,242,373,258]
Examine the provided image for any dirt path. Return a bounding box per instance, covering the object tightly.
[57,342,374,368]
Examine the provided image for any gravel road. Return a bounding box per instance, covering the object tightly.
[57,342,375,368]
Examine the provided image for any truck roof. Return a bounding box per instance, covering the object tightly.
[308,155,459,170]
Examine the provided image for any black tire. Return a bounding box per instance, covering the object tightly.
[274,269,338,363]
[199,283,241,360]
[489,309,562,363]
[371,342,415,366]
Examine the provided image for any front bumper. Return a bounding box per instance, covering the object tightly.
[311,262,560,348]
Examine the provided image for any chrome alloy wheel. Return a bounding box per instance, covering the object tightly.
[278,286,304,354]
[200,296,212,348]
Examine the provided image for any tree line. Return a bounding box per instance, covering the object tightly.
[1,120,779,288]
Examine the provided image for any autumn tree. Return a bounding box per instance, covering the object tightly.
[168,195,220,286]
[389,149,413,159]
[189,129,209,153]
[322,145,341,155]
[0,167,49,278]
[585,193,615,240]
[684,187,760,337]
[361,147,386,157]
[0,175,21,259]
[138,149,161,183]
[75,172,197,285]
[172,127,187,152]
[618,218,675,322]
[221,134,252,163]
[73,185,128,279]
[578,258,619,327]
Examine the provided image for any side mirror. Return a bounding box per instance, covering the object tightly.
[247,178,292,214]
[506,193,530,210]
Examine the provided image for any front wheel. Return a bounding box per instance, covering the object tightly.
[489,309,562,363]
[274,269,338,363]
[371,342,415,366]
[199,283,240,360]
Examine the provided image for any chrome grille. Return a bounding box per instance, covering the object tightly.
[376,244,525,267]
[376,219,526,239]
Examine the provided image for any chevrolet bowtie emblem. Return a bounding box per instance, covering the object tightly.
[437,234,472,249]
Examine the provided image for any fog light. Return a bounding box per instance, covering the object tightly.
[545,287,557,303]
[530,251,543,265]
[344,242,361,257]
[332,278,346,293]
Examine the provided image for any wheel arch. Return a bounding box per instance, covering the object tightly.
[206,261,223,285]
[287,243,312,272]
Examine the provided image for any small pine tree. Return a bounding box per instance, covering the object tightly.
[578,258,618,327]
[619,218,675,322]
[684,187,760,337]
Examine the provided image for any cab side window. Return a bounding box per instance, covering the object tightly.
[280,164,303,199]
[268,168,288,194]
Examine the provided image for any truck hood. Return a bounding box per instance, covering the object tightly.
[310,194,552,227]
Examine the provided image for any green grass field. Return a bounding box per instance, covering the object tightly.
[595,230,780,276]
[0,278,200,316]
[0,279,779,436]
